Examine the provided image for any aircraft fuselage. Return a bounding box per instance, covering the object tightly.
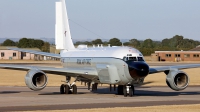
[60,46,149,85]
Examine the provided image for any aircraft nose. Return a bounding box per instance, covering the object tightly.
[126,61,149,78]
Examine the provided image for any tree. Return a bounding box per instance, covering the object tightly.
[129,39,140,48]
[17,38,45,50]
[28,39,35,48]
[34,39,44,49]
[142,39,154,48]
[139,47,155,56]
[103,41,109,45]
[74,41,92,46]
[2,39,16,46]
[17,38,29,48]
[161,39,170,47]
[41,42,50,52]
[169,35,183,49]
[108,38,122,46]
[92,39,103,45]
[83,41,92,45]
[74,41,83,46]
[123,42,130,46]
[160,35,197,51]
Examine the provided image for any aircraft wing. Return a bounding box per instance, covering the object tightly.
[8,47,61,58]
[0,64,97,78]
[149,64,200,74]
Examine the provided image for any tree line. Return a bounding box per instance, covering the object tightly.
[1,35,200,55]
[1,38,50,52]
[74,35,200,56]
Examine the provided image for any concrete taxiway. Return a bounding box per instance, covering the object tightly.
[0,62,200,111]
[1,86,200,111]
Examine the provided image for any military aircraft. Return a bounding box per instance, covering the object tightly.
[1,0,200,97]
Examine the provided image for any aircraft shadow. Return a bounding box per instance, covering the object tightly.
[0,91,21,94]
[39,92,63,95]
[38,87,200,97]
[134,90,200,97]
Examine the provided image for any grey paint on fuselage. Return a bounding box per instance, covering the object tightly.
[61,57,133,85]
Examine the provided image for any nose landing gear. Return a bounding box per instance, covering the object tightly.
[118,85,134,97]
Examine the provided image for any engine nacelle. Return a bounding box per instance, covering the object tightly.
[166,69,189,91]
[25,69,48,91]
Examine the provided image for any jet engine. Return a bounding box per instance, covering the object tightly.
[166,69,189,91]
[25,69,48,91]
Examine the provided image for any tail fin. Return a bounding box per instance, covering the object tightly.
[55,0,75,50]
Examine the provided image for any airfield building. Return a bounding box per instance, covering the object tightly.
[151,46,200,62]
[0,46,42,60]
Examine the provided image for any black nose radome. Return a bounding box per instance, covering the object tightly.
[126,61,149,78]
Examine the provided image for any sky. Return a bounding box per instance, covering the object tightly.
[0,0,200,41]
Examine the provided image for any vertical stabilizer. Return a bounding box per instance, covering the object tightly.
[55,0,75,50]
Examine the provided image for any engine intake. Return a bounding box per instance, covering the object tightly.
[166,69,189,91]
[25,69,48,91]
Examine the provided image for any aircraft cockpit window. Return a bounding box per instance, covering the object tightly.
[128,57,137,61]
[123,56,144,61]
[138,57,144,61]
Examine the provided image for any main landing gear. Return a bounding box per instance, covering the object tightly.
[87,82,98,91]
[60,76,78,94]
[118,85,134,97]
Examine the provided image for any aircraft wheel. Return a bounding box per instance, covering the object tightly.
[117,85,123,95]
[60,84,65,94]
[94,83,98,91]
[64,85,70,94]
[132,85,135,95]
[129,86,134,97]
[123,85,127,97]
[72,85,77,94]
[92,84,94,91]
